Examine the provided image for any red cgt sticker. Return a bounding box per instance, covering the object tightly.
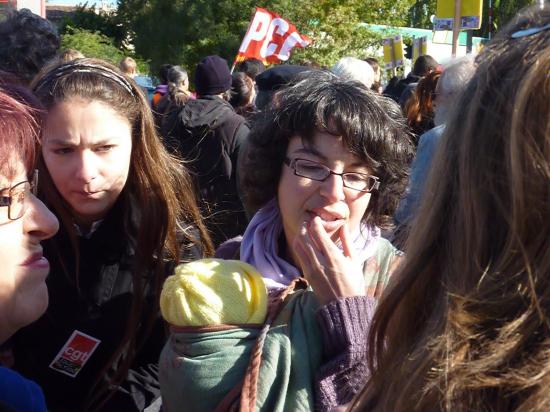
[49,330,101,378]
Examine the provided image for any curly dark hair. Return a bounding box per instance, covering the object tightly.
[240,70,413,230]
[0,9,60,85]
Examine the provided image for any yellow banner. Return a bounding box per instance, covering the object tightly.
[382,35,404,69]
[412,36,428,63]
[435,0,483,30]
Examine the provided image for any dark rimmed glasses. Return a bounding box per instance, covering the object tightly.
[0,169,38,221]
[284,157,380,193]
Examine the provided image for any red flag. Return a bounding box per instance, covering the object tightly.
[235,7,312,65]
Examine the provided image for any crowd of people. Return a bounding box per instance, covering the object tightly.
[0,4,548,412]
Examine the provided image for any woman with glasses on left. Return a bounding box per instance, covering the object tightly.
[0,84,59,411]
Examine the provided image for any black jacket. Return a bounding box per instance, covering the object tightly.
[384,73,421,104]
[161,95,249,247]
[13,199,201,411]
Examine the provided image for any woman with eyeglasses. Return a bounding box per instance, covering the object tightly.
[215,70,413,410]
[351,5,550,412]
[0,85,58,411]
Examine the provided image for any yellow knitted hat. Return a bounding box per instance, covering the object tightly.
[160,259,268,327]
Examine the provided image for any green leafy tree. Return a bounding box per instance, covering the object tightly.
[60,5,149,73]
[60,3,127,49]
[407,0,437,28]
[275,0,387,67]
[116,0,414,73]
[477,0,535,38]
[403,0,535,37]
[61,27,126,64]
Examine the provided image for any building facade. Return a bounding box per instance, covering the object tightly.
[0,0,45,17]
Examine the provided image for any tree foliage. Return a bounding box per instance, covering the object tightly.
[275,0,387,67]
[63,0,534,77]
[407,0,437,29]
[59,4,149,72]
[116,0,415,73]
[477,0,535,38]
[59,3,126,48]
[403,0,535,38]
[61,27,126,64]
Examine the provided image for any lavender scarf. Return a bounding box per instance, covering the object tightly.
[240,199,381,289]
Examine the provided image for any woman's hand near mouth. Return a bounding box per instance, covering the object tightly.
[293,215,366,305]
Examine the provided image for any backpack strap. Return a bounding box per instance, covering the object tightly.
[215,278,309,412]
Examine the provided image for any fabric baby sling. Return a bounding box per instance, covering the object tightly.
[159,278,323,412]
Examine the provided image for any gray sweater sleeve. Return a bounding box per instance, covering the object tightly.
[315,296,377,411]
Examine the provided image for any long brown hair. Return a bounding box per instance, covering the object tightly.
[31,58,213,410]
[355,5,550,412]
[405,70,441,141]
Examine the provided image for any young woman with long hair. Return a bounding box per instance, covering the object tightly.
[12,58,212,411]
[405,70,441,144]
[353,5,550,411]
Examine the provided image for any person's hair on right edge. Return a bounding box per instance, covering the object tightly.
[354,4,550,412]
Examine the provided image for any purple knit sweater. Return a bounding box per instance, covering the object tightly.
[315,296,375,411]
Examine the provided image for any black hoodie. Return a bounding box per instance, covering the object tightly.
[161,95,249,246]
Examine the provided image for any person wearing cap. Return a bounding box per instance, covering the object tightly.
[161,55,249,248]
[254,64,311,111]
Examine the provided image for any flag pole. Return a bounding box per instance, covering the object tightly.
[451,0,462,57]
[231,8,258,74]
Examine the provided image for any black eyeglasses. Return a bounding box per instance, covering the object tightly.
[284,158,380,193]
[0,170,38,221]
